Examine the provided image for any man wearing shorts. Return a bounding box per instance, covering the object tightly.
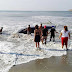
[49,26,58,42]
[27,25,31,35]
[42,25,48,44]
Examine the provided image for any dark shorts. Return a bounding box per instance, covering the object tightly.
[42,36,47,40]
[50,35,55,38]
[42,35,47,36]
[35,35,40,42]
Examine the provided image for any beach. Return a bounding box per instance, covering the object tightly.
[9,50,72,72]
[0,11,72,72]
[0,0,72,71]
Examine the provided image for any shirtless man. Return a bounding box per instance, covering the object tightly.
[42,25,48,44]
[39,23,43,39]
[27,25,31,35]
[39,24,43,31]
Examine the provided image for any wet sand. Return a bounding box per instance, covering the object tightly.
[9,50,72,72]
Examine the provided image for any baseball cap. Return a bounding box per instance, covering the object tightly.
[52,26,54,28]
[44,25,46,28]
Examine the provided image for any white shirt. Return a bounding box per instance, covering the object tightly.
[61,30,70,37]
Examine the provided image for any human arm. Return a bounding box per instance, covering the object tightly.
[68,32,70,39]
[40,30,42,38]
[59,33,62,39]
[47,31,48,36]
[34,30,35,41]
[56,31,58,33]
[55,29,58,33]
[48,31,50,34]
[48,29,51,34]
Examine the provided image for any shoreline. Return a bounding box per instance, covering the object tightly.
[9,50,72,72]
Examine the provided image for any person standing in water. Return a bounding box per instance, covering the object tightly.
[34,25,41,48]
[39,23,43,40]
[39,23,43,31]
[27,25,31,35]
[49,26,58,42]
[42,25,48,44]
[59,26,70,50]
[0,27,3,34]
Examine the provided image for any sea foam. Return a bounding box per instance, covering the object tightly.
[0,14,72,72]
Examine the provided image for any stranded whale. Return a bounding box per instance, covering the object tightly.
[18,26,56,34]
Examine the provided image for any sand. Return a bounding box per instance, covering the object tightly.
[9,50,72,72]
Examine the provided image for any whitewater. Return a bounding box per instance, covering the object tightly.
[0,11,72,72]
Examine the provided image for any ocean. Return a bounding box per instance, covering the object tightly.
[0,11,72,72]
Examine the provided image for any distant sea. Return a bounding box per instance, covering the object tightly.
[0,11,72,17]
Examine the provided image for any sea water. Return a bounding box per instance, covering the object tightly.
[0,11,72,72]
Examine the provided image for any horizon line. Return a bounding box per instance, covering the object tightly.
[0,10,69,12]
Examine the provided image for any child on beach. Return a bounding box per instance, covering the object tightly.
[59,26,70,50]
[49,26,58,42]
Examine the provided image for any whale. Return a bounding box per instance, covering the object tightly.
[18,26,56,34]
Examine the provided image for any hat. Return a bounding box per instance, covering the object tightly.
[44,25,46,28]
[52,26,54,28]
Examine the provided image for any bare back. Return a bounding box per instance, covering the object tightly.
[34,29,41,36]
[27,27,31,32]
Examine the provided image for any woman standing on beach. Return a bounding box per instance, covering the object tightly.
[34,25,41,48]
[59,26,70,50]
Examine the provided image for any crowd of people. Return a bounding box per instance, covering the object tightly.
[27,24,70,51]
[0,25,70,51]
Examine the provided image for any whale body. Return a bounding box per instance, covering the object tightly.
[18,26,56,34]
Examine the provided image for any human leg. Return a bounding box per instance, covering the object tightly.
[38,42,39,48]
[53,35,55,42]
[42,38,43,44]
[62,45,64,48]
[42,36,44,44]
[45,36,47,44]
[61,37,64,48]
[45,39,46,44]
[65,37,68,49]
[50,35,52,41]
[36,42,37,48]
